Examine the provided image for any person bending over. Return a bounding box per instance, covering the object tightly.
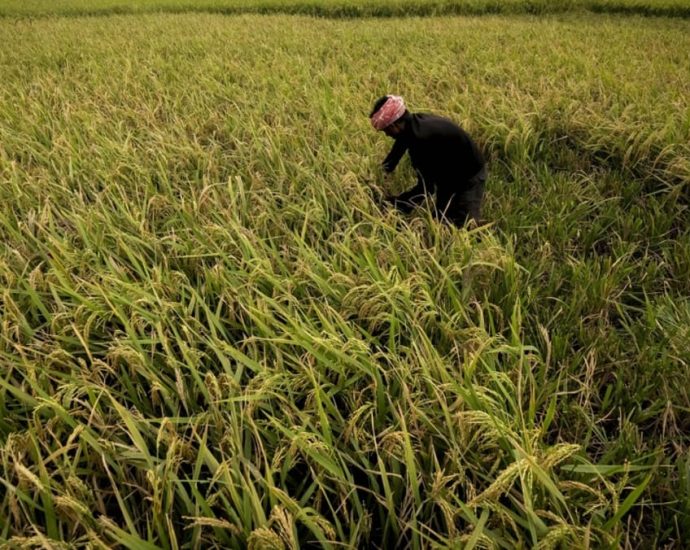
[370,95,487,227]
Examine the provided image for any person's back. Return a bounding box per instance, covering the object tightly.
[403,112,485,188]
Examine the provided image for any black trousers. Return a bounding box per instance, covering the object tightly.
[435,166,487,227]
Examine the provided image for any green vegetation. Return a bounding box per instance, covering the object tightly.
[1,8,689,549]
[2,0,690,18]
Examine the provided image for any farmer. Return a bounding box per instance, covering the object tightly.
[370,95,487,227]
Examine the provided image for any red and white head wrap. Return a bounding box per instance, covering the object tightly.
[370,95,406,131]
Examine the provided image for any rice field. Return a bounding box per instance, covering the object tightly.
[1,5,689,549]
[2,0,690,18]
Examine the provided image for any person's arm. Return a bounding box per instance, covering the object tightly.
[388,172,433,213]
[382,139,408,173]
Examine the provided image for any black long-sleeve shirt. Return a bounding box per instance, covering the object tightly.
[383,113,485,203]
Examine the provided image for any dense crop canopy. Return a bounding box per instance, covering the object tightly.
[0,11,689,549]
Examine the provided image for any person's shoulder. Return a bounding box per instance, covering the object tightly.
[413,112,465,137]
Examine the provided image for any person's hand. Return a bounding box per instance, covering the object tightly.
[380,195,396,208]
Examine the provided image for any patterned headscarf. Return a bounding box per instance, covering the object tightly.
[370,95,406,131]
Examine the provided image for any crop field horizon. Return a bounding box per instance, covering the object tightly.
[1,6,689,549]
[3,0,690,19]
